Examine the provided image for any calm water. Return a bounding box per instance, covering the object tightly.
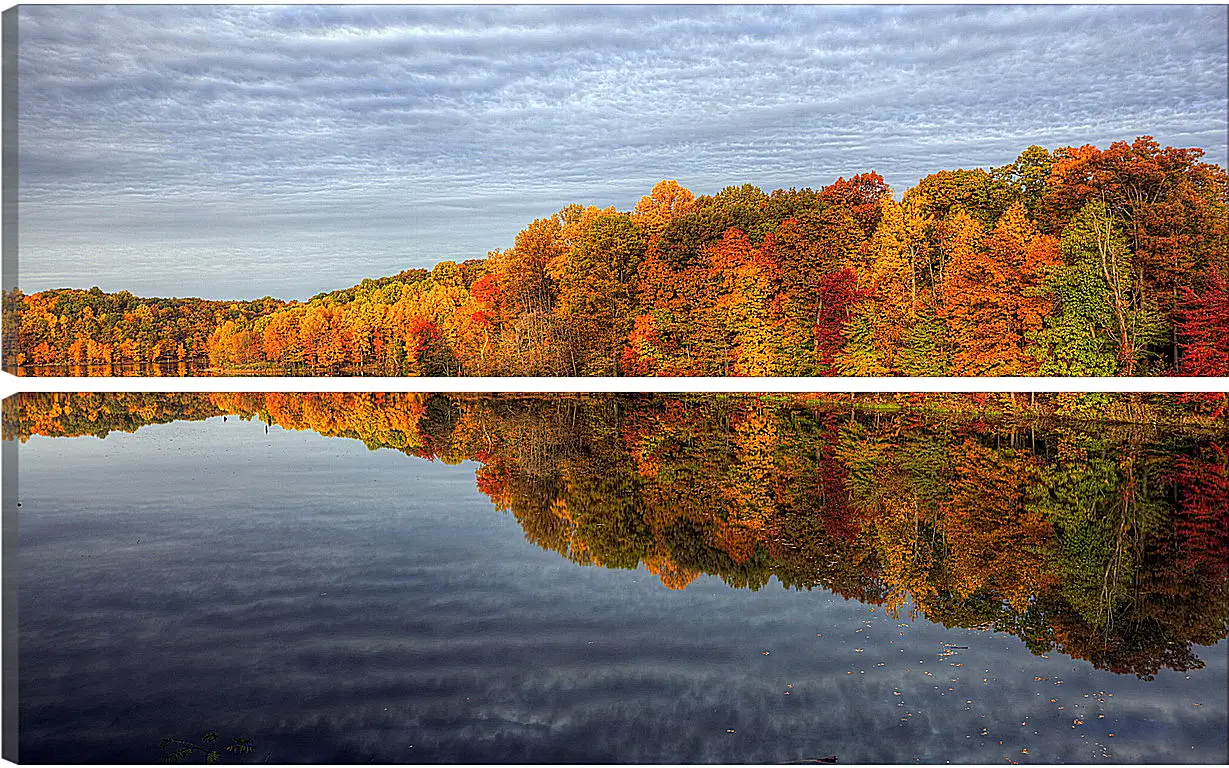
[7,394,1229,763]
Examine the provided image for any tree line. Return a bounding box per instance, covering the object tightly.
[6,391,1226,678]
[4,137,1227,376]
[1,288,285,369]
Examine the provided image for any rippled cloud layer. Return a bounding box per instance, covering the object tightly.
[15,5,1229,299]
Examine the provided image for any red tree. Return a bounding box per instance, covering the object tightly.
[813,269,862,374]
[1177,268,1229,376]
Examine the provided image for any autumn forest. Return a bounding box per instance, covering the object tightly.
[5,137,1227,376]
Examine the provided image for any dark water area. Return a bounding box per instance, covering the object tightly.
[6,393,1228,763]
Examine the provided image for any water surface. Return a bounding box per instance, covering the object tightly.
[7,393,1228,763]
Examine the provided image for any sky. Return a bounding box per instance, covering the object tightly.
[13,4,1229,301]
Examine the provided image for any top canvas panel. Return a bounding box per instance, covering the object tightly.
[4,5,1227,377]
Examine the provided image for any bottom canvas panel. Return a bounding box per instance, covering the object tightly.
[3,392,1228,764]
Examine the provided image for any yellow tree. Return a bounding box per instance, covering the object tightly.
[708,229,778,375]
[938,210,1017,375]
[839,199,913,375]
[631,180,697,244]
[551,210,645,375]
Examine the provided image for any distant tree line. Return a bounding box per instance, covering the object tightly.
[1,288,285,368]
[5,137,1227,376]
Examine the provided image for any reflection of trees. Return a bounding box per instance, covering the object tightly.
[7,392,1228,678]
[2,392,225,441]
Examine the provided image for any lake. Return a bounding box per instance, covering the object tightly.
[5,393,1227,763]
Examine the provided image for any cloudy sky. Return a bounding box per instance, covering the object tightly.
[14,5,1229,300]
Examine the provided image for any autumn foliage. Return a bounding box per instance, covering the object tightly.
[4,138,1226,376]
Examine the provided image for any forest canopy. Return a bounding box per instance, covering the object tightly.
[4,137,1227,376]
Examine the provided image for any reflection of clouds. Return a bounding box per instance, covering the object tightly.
[17,419,1229,763]
[15,5,1229,299]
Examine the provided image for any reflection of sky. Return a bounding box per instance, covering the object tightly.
[14,5,1229,300]
[14,417,1229,763]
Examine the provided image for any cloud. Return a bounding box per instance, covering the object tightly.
[13,5,1229,299]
